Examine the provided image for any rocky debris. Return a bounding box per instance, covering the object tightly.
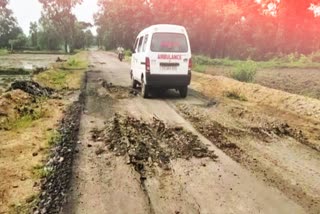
[9,81,54,97]
[92,114,217,179]
[33,102,82,214]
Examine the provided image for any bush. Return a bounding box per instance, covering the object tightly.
[230,60,257,82]
[124,49,132,57]
[192,64,207,73]
[0,49,8,55]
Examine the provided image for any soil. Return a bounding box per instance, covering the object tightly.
[62,51,310,214]
[3,51,318,213]
[92,114,217,179]
[204,66,320,99]
[191,72,320,152]
[176,103,320,213]
[0,99,66,213]
[0,89,32,128]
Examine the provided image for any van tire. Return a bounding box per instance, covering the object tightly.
[141,81,149,98]
[179,87,188,98]
[131,78,138,89]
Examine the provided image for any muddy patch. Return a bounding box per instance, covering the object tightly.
[9,81,54,97]
[101,80,138,99]
[229,106,320,152]
[91,114,217,179]
[177,103,320,214]
[177,104,245,163]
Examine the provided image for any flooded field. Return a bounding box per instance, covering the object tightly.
[0,54,67,94]
[0,54,65,69]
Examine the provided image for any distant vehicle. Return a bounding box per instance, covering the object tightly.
[117,46,125,61]
[130,24,192,98]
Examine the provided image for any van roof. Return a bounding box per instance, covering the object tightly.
[138,24,187,36]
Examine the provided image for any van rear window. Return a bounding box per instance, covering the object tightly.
[151,33,188,53]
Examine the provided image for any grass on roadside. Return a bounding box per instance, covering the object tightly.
[32,164,53,179]
[35,52,88,90]
[192,52,320,72]
[0,101,47,131]
[61,52,89,70]
[0,49,8,56]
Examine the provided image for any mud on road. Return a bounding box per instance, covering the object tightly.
[176,102,320,214]
[62,51,318,214]
[92,114,217,179]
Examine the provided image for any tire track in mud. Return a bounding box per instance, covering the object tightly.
[90,113,218,214]
[176,103,320,214]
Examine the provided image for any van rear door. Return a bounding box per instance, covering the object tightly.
[149,32,190,76]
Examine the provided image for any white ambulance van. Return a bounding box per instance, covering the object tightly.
[130,24,192,98]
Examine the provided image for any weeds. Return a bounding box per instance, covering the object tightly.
[9,194,39,214]
[48,130,61,146]
[0,101,47,130]
[192,64,207,73]
[192,53,320,74]
[230,61,257,82]
[32,164,53,179]
[224,90,248,101]
[0,49,8,56]
[35,52,88,90]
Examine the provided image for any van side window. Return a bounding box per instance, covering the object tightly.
[133,38,138,52]
[137,36,144,52]
[142,34,149,52]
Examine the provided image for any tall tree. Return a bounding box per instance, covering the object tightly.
[29,22,38,47]
[38,0,83,53]
[95,0,152,49]
[0,0,21,48]
[95,0,320,59]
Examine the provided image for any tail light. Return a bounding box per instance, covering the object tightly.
[188,58,192,71]
[146,57,150,73]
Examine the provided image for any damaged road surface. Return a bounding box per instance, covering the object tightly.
[62,51,308,214]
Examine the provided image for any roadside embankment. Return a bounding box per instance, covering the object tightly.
[0,52,88,213]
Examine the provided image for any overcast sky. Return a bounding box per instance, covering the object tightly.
[8,0,99,35]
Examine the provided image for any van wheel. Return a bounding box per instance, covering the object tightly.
[141,81,149,98]
[179,87,188,98]
[131,78,138,89]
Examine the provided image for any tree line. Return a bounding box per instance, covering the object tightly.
[95,0,320,60]
[0,0,95,52]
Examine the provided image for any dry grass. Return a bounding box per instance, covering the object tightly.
[0,99,66,213]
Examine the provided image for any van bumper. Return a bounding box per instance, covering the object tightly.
[146,72,191,88]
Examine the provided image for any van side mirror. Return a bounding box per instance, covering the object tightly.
[132,48,136,54]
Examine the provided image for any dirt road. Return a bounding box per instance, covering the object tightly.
[62,51,318,214]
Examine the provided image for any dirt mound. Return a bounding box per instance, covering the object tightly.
[92,114,217,179]
[101,80,138,99]
[192,72,320,121]
[0,90,32,127]
[9,81,54,97]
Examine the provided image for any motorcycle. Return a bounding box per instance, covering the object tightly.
[118,52,124,61]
